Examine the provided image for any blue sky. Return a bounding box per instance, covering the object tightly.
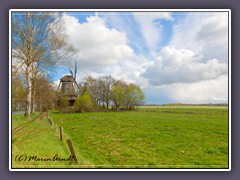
[53,11,229,104]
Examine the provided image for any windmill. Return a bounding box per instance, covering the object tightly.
[57,62,79,106]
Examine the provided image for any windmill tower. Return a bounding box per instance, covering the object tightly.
[57,62,79,106]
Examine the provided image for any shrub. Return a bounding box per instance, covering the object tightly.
[75,91,95,112]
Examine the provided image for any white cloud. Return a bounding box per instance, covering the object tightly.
[143,46,228,85]
[166,75,228,103]
[52,80,60,91]
[74,54,151,89]
[143,75,228,104]
[171,12,228,63]
[140,12,229,103]
[133,12,173,54]
[61,14,134,68]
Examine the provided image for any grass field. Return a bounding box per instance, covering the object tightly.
[12,105,229,169]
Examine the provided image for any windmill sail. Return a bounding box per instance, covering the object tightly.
[74,62,77,80]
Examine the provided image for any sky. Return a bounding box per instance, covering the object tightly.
[53,11,229,104]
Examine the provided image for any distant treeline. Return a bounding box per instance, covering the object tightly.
[143,103,228,106]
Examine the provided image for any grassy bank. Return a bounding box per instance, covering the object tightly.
[11,113,76,168]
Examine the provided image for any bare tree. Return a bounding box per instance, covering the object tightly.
[84,76,101,105]
[34,76,56,112]
[98,76,115,109]
[12,65,26,111]
[11,11,76,117]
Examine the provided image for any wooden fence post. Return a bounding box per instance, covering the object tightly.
[60,126,64,141]
[46,114,53,125]
[67,139,78,164]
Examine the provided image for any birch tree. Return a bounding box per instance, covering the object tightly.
[12,11,75,117]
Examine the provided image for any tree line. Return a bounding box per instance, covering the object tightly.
[75,75,145,112]
[13,74,145,113]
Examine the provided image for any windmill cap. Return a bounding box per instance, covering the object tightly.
[60,75,75,82]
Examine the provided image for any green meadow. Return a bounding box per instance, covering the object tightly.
[12,105,229,169]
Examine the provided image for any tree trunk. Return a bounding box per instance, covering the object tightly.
[25,67,32,118]
[31,78,35,113]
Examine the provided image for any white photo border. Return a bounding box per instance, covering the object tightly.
[9,9,231,171]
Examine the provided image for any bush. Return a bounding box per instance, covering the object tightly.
[75,91,95,112]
